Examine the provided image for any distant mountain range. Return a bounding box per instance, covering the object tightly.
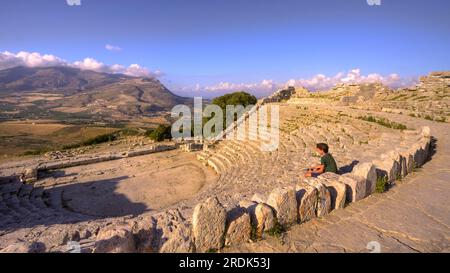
[0,66,192,123]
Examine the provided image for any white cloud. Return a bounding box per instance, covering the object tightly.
[73,57,106,71]
[0,51,161,78]
[177,69,417,97]
[105,44,122,52]
[202,79,278,94]
[286,69,417,91]
[0,51,66,70]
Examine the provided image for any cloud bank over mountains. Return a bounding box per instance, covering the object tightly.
[182,69,418,97]
[0,51,161,78]
[0,51,418,97]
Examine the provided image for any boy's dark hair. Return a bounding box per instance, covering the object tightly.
[316,143,329,153]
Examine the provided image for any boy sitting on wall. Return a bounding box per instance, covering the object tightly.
[304,143,338,178]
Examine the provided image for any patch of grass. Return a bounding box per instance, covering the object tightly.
[119,128,140,136]
[424,115,433,121]
[390,94,408,101]
[358,115,408,130]
[145,124,172,142]
[21,148,51,156]
[412,162,422,173]
[62,132,119,150]
[266,221,284,238]
[376,176,388,193]
[414,96,428,101]
[250,225,259,241]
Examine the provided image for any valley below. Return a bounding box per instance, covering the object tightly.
[0,66,193,160]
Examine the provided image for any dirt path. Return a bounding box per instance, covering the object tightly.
[227,111,450,253]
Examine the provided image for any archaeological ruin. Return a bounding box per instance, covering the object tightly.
[0,72,448,253]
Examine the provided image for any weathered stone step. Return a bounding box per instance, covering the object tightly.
[207,157,224,174]
[213,152,233,170]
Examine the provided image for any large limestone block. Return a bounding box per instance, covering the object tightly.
[373,153,400,183]
[421,126,431,138]
[151,210,194,253]
[266,187,298,227]
[389,150,403,175]
[23,167,38,183]
[93,223,136,253]
[254,203,276,237]
[225,207,252,246]
[351,162,377,196]
[339,173,366,202]
[192,197,227,252]
[419,138,431,165]
[304,178,331,217]
[295,182,318,223]
[403,151,414,174]
[397,150,410,178]
[238,200,257,220]
[318,173,346,210]
[412,143,425,168]
[251,193,266,203]
[129,214,155,253]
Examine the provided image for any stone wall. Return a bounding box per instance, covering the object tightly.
[261,87,296,103]
[0,144,177,183]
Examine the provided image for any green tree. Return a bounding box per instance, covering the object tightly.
[146,124,172,142]
[208,91,257,129]
[211,91,257,111]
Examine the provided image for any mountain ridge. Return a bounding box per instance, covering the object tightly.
[0,66,191,123]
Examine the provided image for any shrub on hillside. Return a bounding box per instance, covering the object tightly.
[146,124,172,142]
[211,91,257,111]
[208,91,257,128]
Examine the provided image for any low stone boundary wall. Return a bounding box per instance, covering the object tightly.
[1,144,177,183]
[179,142,204,152]
[92,126,432,253]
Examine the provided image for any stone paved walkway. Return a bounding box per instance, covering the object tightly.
[227,111,450,253]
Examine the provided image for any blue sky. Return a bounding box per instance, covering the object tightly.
[1,0,449,97]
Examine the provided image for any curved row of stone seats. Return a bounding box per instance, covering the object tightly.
[1,120,416,252]
[198,136,272,174]
[225,128,429,250]
[372,128,432,183]
[0,126,432,253]
[155,126,432,253]
[197,111,398,199]
[199,116,376,171]
[0,179,90,230]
